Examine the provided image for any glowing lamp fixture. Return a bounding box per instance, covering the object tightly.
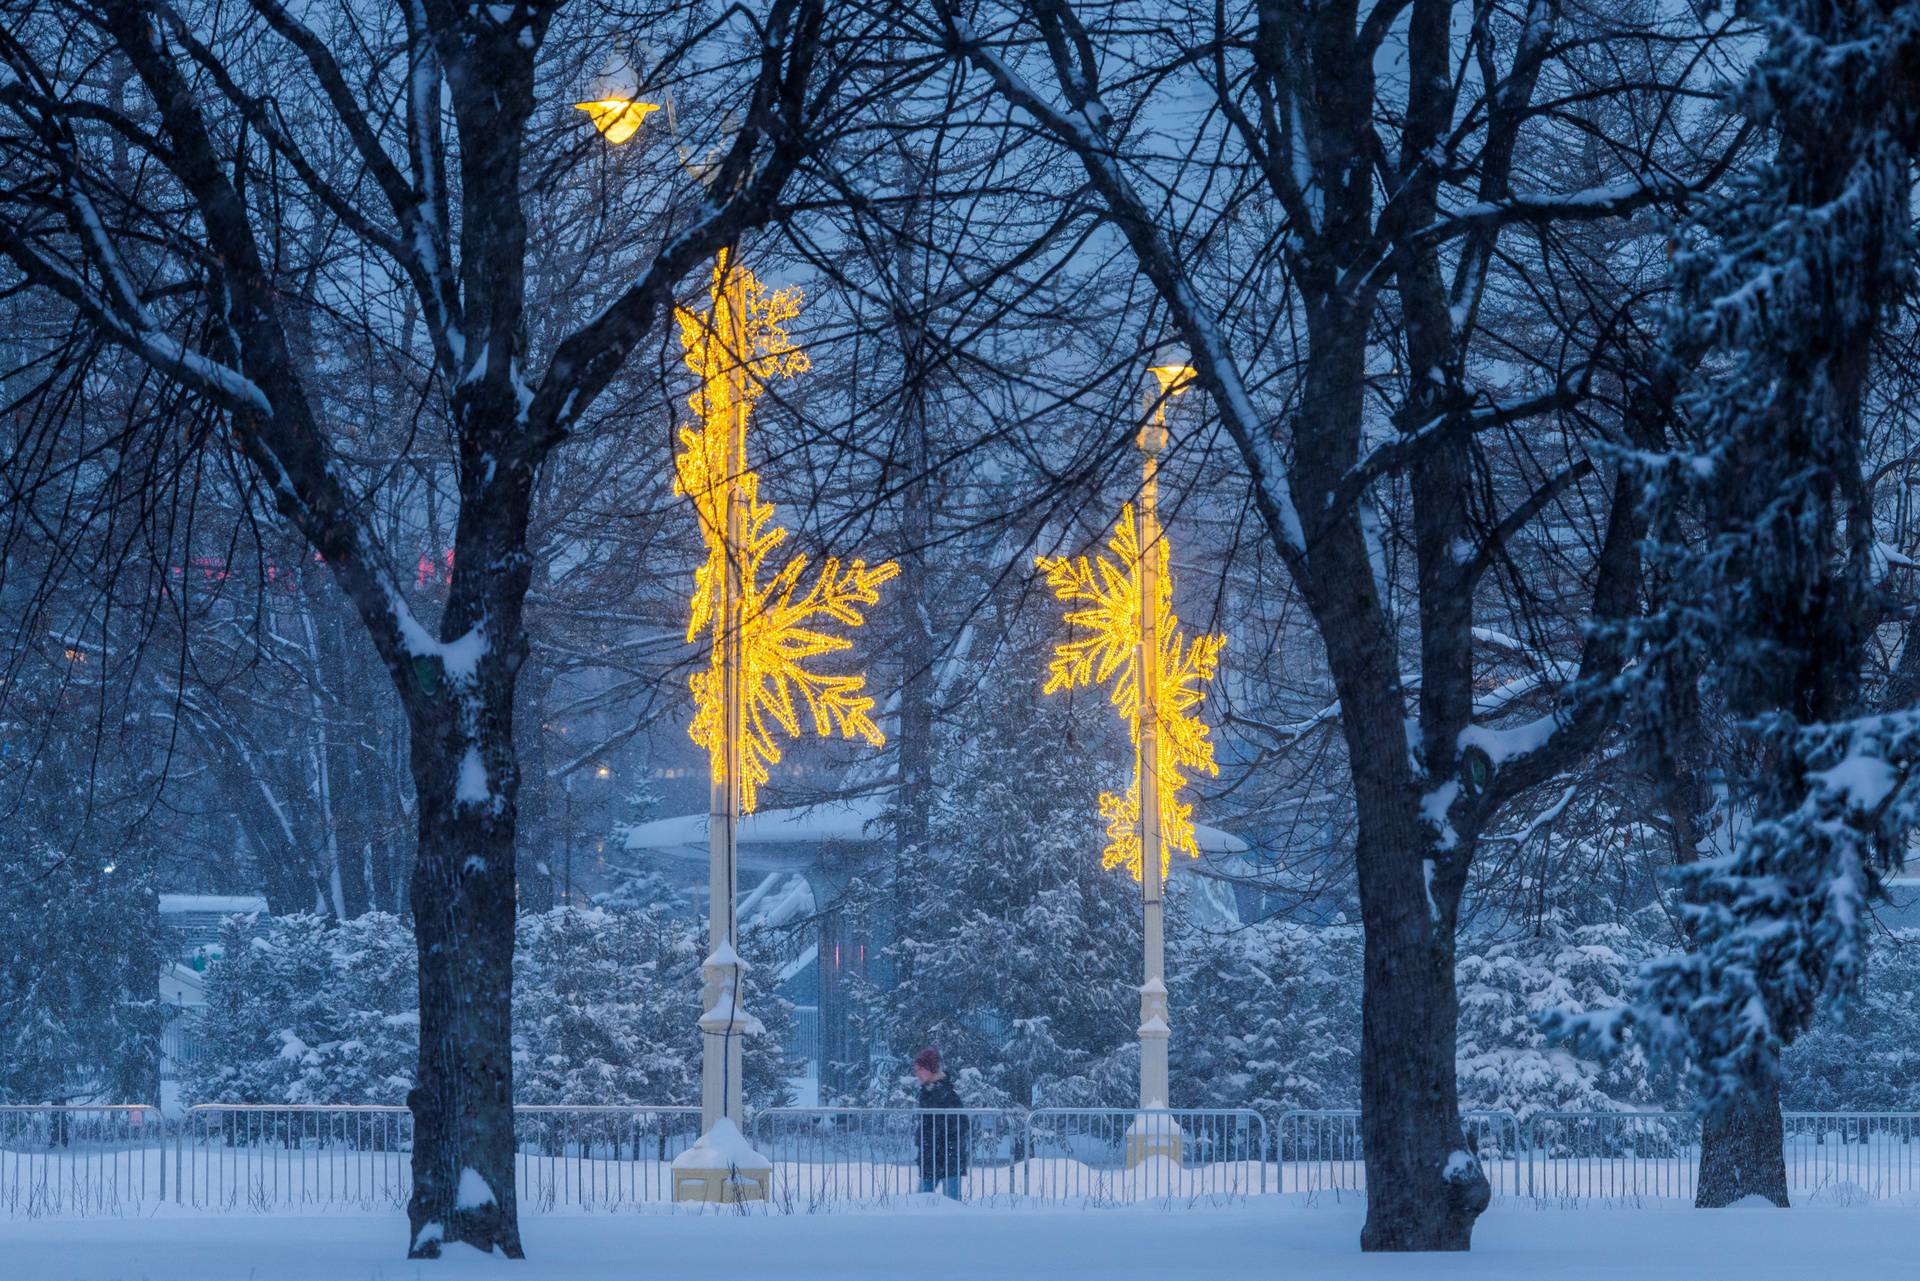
[575,51,660,145]
[575,97,662,145]
[1146,341,1197,397]
[1147,364,1196,396]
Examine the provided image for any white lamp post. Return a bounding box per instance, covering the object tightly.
[1127,346,1194,1166]
[1035,344,1223,1170]
[575,64,897,1202]
[675,257,771,1203]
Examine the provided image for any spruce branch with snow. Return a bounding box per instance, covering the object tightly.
[1562,0,1920,1120]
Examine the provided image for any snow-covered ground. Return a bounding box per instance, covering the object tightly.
[5,1198,1917,1280]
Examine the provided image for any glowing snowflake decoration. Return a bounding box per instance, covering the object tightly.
[676,250,899,813]
[1038,506,1225,880]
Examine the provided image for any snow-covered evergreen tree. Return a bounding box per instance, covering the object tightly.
[598,781,690,914]
[854,617,1139,1107]
[515,905,793,1109]
[0,840,167,1104]
[1170,912,1668,1123]
[1598,0,1920,1107]
[185,912,416,1105]
[188,906,792,1108]
[1455,919,1661,1120]
[1782,930,1920,1112]
[515,907,699,1105]
[1167,920,1360,1116]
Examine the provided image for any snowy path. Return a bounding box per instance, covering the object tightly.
[4,1199,1916,1280]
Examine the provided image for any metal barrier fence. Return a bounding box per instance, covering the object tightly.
[787,1006,820,1067]
[160,1020,210,1081]
[176,1105,411,1211]
[516,1104,705,1210]
[1025,1109,1268,1202]
[1525,1110,1698,1201]
[0,1106,165,1216]
[1783,1112,1920,1201]
[751,1107,1023,1206]
[1275,1108,1361,1194]
[174,1104,705,1211]
[1275,1110,1519,1197]
[8,1104,1920,1214]
[1279,1109,1920,1203]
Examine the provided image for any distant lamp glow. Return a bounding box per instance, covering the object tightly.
[676,250,899,814]
[575,98,661,145]
[595,765,612,779]
[1037,508,1225,880]
[575,51,660,145]
[1146,342,1197,397]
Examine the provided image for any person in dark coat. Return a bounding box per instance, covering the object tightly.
[913,1047,968,1199]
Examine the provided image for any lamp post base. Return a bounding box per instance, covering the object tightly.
[1124,1112,1184,1168]
[670,1165,772,1204]
[670,1118,773,1203]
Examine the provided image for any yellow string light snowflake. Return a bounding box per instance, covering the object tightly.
[1037,506,1225,880]
[676,250,899,813]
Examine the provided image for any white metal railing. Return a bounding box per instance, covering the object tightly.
[8,1104,1918,1215]
[1024,1108,1269,1202]
[0,1105,167,1215]
[175,1105,412,1211]
[160,1020,210,1081]
[1782,1111,1920,1201]
[515,1105,704,1210]
[1274,1109,1518,1197]
[751,1107,1023,1206]
[1281,1107,1692,1202]
[1276,1109,1920,1204]
[1275,1108,1361,1194]
[1525,1110,1699,1201]
[173,1104,704,1212]
[787,1006,820,1067]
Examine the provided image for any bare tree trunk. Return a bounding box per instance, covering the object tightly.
[513,661,558,912]
[1358,907,1485,1248]
[406,727,524,1256]
[402,550,531,1258]
[1341,599,1491,1251]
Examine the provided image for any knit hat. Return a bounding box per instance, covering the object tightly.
[913,1047,942,1075]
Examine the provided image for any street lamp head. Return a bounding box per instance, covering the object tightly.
[1147,341,1197,396]
[575,51,662,145]
[576,99,662,145]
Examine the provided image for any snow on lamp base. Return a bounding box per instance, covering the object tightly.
[670,1118,772,1203]
[1124,1109,1184,1169]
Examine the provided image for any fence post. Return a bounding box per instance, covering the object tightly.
[1523,1114,1533,1201]
[1255,1112,1268,1196]
[1022,1110,1034,1199]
